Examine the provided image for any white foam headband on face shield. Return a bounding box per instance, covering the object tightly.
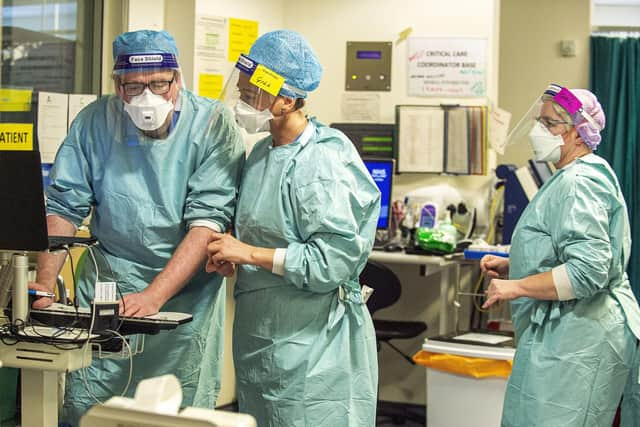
[544,84,602,131]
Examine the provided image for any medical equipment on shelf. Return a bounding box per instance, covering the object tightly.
[81,374,256,427]
[0,245,192,427]
[401,184,483,252]
[496,160,554,244]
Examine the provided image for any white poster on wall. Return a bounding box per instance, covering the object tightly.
[37,91,68,163]
[195,15,227,74]
[341,93,380,122]
[194,15,228,97]
[408,37,487,97]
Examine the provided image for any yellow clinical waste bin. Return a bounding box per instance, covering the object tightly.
[413,331,515,427]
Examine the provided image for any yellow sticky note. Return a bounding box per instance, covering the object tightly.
[0,123,34,150]
[228,18,258,63]
[199,74,224,99]
[0,89,33,112]
[249,64,285,97]
[397,27,413,44]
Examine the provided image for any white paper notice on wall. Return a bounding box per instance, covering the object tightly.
[488,107,512,155]
[407,37,487,97]
[68,94,98,130]
[397,105,445,173]
[341,93,380,122]
[37,92,68,163]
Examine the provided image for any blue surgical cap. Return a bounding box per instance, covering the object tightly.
[112,30,179,74]
[248,30,322,98]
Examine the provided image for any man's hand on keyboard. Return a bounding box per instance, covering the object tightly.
[119,289,161,318]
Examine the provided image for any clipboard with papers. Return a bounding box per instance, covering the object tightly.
[395,104,487,175]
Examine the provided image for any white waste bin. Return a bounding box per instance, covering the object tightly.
[418,332,515,427]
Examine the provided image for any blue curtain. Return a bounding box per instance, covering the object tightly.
[590,34,640,298]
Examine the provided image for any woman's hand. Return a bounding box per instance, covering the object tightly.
[480,255,510,279]
[206,232,254,271]
[205,258,237,277]
[482,279,522,309]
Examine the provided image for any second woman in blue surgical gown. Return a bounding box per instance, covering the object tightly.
[504,154,640,426]
[231,118,380,426]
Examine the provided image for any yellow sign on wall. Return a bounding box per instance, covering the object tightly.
[0,123,34,150]
[0,89,33,112]
[228,18,258,63]
[199,73,224,99]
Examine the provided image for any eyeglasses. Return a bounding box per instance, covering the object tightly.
[121,77,175,97]
[536,116,570,131]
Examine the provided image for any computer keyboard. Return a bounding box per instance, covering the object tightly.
[25,303,192,336]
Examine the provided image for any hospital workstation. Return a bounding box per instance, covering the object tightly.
[1,1,639,426]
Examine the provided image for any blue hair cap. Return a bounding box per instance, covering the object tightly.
[112,30,179,73]
[248,30,322,98]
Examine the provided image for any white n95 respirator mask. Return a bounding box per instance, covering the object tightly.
[124,89,174,131]
[233,100,273,134]
[528,121,564,163]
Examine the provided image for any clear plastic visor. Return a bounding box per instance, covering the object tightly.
[507,98,571,146]
[220,66,277,112]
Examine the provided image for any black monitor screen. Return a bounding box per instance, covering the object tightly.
[363,159,394,230]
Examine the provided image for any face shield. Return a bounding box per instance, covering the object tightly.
[113,52,180,134]
[221,54,292,134]
[506,84,603,161]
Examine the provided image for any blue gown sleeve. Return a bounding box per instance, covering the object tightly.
[283,154,380,293]
[45,107,96,227]
[550,174,612,299]
[183,104,245,231]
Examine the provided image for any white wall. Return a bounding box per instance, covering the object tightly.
[284,0,500,203]
[498,0,591,167]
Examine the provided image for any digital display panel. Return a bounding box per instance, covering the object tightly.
[356,50,382,60]
[363,159,393,229]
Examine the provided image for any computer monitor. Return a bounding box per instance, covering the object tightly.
[0,150,96,252]
[330,123,395,159]
[363,158,394,230]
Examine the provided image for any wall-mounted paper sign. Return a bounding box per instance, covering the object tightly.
[408,37,487,97]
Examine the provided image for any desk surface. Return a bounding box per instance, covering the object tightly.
[369,250,463,266]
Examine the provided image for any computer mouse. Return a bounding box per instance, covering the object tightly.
[383,243,403,252]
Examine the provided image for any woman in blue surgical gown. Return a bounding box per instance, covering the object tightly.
[206,30,380,426]
[481,85,640,426]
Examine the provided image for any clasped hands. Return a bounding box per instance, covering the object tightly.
[205,232,253,277]
[479,254,520,309]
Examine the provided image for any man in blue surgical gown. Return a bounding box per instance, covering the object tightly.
[206,30,380,426]
[29,30,245,425]
[481,85,640,426]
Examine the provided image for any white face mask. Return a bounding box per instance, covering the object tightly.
[528,121,564,163]
[123,89,174,131]
[233,100,273,134]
